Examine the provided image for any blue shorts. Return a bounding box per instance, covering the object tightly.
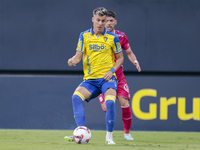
[78,75,118,102]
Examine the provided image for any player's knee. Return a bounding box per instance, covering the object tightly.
[121,101,130,107]
[118,97,130,107]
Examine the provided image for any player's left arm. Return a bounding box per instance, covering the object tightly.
[124,48,141,72]
[103,51,124,81]
[112,51,124,72]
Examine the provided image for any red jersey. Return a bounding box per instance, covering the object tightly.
[114,30,130,79]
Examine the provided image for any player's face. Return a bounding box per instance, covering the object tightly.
[92,14,107,35]
[106,16,117,33]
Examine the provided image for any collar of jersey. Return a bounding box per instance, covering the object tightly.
[90,27,107,36]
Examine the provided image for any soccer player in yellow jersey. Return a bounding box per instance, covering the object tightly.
[67,7,123,144]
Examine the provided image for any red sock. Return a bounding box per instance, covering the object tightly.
[121,105,132,134]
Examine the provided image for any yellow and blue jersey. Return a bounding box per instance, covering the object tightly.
[76,27,122,80]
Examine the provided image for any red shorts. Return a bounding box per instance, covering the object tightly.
[98,66,130,102]
[116,68,130,100]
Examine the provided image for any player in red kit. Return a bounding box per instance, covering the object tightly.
[98,11,141,140]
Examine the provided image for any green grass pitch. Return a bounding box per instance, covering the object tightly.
[0,129,200,150]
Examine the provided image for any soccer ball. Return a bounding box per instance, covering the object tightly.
[73,126,91,144]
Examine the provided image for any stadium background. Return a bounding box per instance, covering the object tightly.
[0,0,200,131]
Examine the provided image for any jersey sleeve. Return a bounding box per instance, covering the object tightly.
[76,32,84,52]
[121,34,130,51]
[113,35,122,54]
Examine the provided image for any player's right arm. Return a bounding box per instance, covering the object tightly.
[68,31,85,67]
[68,51,83,67]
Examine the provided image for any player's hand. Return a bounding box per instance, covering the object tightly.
[103,71,113,81]
[68,58,76,66]
[134,60,141,72]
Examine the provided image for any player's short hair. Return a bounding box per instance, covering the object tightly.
[93,7,108,16]
[107,11,116,18]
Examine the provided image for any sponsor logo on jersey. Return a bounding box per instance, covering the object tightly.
[89,44,107,52]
